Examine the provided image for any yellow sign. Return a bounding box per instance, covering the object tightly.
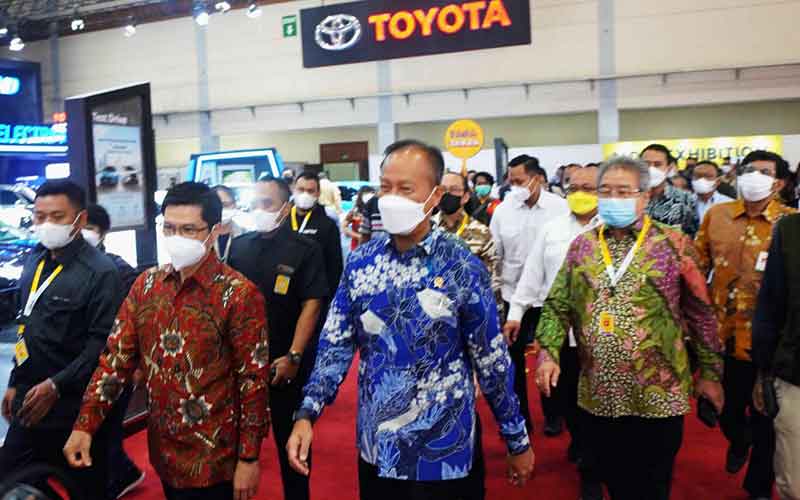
[444,119,484,176]
[602,135,783,170]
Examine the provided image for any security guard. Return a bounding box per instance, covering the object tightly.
[0,180,123,499]
[291,171,343,298]
[228,177,328,500]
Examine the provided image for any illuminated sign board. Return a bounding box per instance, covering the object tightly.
[300,0,531,68]
[0,75,21,95]
[0,123,67,145]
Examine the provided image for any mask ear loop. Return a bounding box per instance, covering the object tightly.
[421,187,439,218]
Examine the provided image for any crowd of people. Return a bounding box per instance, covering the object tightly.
[0,139,799,500]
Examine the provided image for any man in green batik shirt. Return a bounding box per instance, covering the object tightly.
[535,156,724,500]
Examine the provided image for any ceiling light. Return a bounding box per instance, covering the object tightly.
[214,1,231,13]
[246,3,262,19]
[193,2,210,26]
[9,36,24,51]
[0,27,7,37]
[71,8,84,31]
[124,23,136,37]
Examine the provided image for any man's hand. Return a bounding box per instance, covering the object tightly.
[286,419,313,476]
[535,361,561,398]
[503,321,521,346]
[2,387,16,423]
[233,460,260,500]
[695,378,724,414]
[63,430,93,468]
[753,378,766,415]
[271,356,300,387]
[506,448,535,487]
[18,379,58,427]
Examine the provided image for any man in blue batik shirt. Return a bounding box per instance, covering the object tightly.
[287,140,534,500]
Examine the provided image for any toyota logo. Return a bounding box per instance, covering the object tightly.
[315,14,362,51]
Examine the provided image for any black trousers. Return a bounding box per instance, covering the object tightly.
[540,341,580,428]
[580,409,683,500]
[0,421,109,500]
[504,302,536,432]
[720,356,776,497]
[162,480,233,500]
[106,384,139,494]
[357,419,485,500]
[271,376,312,500]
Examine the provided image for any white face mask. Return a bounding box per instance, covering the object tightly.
[34,213,81,250]
[692,178,717,195]
[221,208,238,224]
[165,233,211,271]
[378,191,434,235]
[81,229,102,248]
[251,205,285,233]
[738,172,775,202]
[648,166,668,188]
[721,164,733,174]
[294,192,317,210]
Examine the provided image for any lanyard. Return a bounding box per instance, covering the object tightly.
[598,216,651,289]
[290,206,313,233]
[216,234,232,263]
[18,259,64,336]
[456,214,469,237]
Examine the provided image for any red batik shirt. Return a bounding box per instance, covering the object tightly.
[74,253,270,488]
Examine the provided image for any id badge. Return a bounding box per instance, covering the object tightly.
[274,274,291,295]
[755,251,768,272]
[15,338,29,366]
[599,311,615,335]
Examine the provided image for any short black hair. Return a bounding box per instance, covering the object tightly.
[694,160,722,176]
[686,156,699,162]
[86,204,111,233]
[161,182,222,227]
[473,172,494,185]
[443,171,470,193]
[295,171,321,190]
[640,144,676,165]
[508,154,547,182]
[35,180,86,211]
[585,162,600,168]
[257,176,292,204]
[382,139,445,185]
[742,150,790,180]
[212,185,237,203]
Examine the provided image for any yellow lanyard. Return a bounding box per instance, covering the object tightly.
[456,214,470,237]
[598,216,651,288]
[290,206,313,232]
[18,259,64,336]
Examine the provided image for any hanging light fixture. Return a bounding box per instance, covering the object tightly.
[214,1,231,14]
[9,35,24,51]
[246,2,262,19]
[123,17,137,37]
[193,1,210,26]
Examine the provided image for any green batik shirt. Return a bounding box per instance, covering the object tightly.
[536,217,723,418]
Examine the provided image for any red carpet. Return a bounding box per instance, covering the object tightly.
[124,356,774,499]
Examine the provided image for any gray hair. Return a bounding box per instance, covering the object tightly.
[598,156,650,192]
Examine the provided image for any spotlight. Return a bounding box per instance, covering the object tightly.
[124,23,136,37]
[71,8,84,31]
[214,1,231,13]
[193,2,210,26]
[9,35,24,51]
[0,26,8,37]
[246,2,262,19]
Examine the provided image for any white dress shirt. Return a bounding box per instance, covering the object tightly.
[490,189,570,302]
[695,190,733,226]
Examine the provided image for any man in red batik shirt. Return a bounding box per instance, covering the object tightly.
[63,183,270,500]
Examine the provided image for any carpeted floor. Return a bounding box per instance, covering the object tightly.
[124,356,774,499]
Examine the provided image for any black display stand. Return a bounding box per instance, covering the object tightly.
[65,83,157,269]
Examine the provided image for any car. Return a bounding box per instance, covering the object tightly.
[98,166,120,187]
[122,166,139,186]
[335,181,377,215]
[0,222,37,323]
[0,184,36,230]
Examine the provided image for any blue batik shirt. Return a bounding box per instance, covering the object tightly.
[297,227,530,481]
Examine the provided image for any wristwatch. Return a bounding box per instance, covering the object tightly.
[288,350,303,366]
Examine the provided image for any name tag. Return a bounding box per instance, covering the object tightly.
[755,251,768,272]
[599,311,615,335]
[15,338,29,366]
[274,274,291,295]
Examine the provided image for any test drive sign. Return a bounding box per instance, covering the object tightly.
[300,0,531,68]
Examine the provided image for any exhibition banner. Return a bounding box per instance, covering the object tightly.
[444,119,484,176]
[300,0,531,68]
[603,135,783,169]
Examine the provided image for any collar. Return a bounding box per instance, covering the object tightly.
[598,215,648,239]
[731,198,784,223]
[382,224,440,256]
[435,211,465,232]
[161,250,222,289]
[35,236,87,266]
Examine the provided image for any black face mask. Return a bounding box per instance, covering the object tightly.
[438,193,463,215]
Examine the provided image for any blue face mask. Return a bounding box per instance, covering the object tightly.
[598,198,639,228]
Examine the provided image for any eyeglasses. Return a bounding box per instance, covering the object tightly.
[739,164,776,178]
[160,223,210,238]
[597,187,642,198]
[565,185,598,195]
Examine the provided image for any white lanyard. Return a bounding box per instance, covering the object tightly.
[23,262,63,317]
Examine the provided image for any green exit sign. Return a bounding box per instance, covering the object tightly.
[282,15,297,38]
